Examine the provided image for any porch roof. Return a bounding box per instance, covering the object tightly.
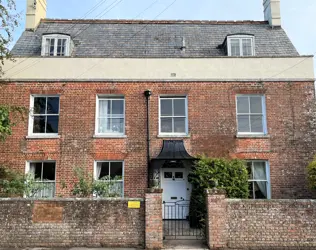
[152,140,195,161]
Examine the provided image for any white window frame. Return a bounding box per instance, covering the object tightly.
[25,161,56,198]
[236,94,267,135]
[247,160,271,199]
[28,95,60,137]
[95,95,125,136]
[41,34,71,57]
[93,161,124,198]
[159,96,188,136]
[227,35,255,56]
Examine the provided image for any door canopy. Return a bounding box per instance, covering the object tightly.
[153,140,195,161]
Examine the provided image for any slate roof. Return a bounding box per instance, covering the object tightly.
[11,19,299,57]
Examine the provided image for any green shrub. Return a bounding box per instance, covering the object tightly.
[0,166,49,198]
[72,167,123,198]
[92,176,123,198]
[0,167,25,197]
[188,156,249,230]
[307,156,316,190]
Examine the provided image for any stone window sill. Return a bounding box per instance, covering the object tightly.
[93,135,127,139]
[26,135,60,139]
[157,134,190,138]
[236,134,270,139]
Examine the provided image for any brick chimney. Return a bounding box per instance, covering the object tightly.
[26,0,47,30]
[263,0,281,27]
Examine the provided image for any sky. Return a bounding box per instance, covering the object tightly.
[12,0,316,75]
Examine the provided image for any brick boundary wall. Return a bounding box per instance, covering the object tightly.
[145,188,163,249]
[0,198,145,248]
[206,188,316,249]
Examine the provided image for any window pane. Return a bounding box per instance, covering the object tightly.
[112,100,124,115]
[230,39,240,56]
[248,182,254,199]
[42,162,56,181]
[50,38,55,56]
[161,99,172,116]
[250,115,263,133]
[253,162,266,180]
[246,162,253,179]
[242,39,253,56]
[250,96,262,114]
[161,117,172,133]
[237,97,249,113]
[99,100,110,117]
[175,172,183,179]
[99,162,109,179]
[45,39,50,56]
[47,97,59,114]
[34,97,46,114]
[174,117,186,133]
[254,181,267,199]
[164,172,172,178]
[111,118,124,133]
[46,116,59,133]
[33,116,46,133]
[237,115,250,132]
[33,163,42,180]
[110,162,123,180]
[98,118,110,133]
[173,99,186,116]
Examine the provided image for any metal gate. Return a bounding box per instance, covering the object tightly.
[163,200,204,240]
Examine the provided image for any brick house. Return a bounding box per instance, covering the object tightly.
[0,0,315,205]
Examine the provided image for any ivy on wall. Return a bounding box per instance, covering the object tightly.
[0,105,27,141]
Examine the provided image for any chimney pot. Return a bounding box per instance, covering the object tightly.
[26,0,47,30]
[263,0,281,27]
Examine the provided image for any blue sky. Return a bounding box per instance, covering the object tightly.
[13,0,316,74]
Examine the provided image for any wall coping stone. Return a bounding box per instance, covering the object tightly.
[0,198,144,202]
[227,199,316,203]
[145,188,163,193]
[205,188,226,195]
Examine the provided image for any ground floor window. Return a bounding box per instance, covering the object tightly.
[246,161,270,199]
[27,161,56,198]
[94,161,124,197]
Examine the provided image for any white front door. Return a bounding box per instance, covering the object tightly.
[161,168,189,219]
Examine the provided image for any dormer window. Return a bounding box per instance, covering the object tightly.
[227,35,255,56]
[41,34,71,57]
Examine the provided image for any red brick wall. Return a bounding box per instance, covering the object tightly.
[0,81,315,198]
[0,198,145,248]
[206,190,316,249]
[145,189,163,249]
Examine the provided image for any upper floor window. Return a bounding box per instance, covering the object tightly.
[29,96,60,136]
[247,161,270,199]
[41,34,71,57]
[96,96,125,136]
[26,161,56,198]
[227,35,255,56]
[159,96,188,135]
[236,95,267,135]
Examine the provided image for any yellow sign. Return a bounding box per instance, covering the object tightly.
[128,201,141,209]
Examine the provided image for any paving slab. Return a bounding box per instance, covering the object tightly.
[163,240,208,249]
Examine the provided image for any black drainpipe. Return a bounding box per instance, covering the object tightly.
[144,90,152,188]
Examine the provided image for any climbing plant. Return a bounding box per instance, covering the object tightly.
[0,105,27,141]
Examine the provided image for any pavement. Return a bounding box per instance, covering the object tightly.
[0,240,209,250]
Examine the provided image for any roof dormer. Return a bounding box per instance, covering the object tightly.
[41,34,73,57]
[224,34,255,57]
